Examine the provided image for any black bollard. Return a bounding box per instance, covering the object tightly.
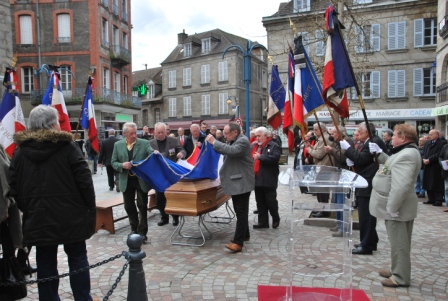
[126,234,148,301]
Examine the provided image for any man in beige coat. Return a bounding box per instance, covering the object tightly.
[368,124,421,287]
[304,122,335,217]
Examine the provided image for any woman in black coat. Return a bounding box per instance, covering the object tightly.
[9,105,96,301]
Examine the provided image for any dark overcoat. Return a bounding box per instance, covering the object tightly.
[422,138,446,191]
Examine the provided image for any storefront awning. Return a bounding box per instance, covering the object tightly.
[164,120,193,129]
[432,105,448,116]
[201,118,231,128]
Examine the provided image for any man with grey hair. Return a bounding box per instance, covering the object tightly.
[99,129,121,192]
[150,122,186,226]
[112,122,154,243]
[209,125,217,137]
[251,127,281,229]
[184,123,205,158]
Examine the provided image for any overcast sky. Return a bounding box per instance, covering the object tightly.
[130,0,284,72]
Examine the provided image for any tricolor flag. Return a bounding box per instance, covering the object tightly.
[80,77,99,153]
[322,5,355,118]
[267,65,286,130]
[293,36,325,128]
[283,51,295,154]
[0,69,26,157]
[42,70,71,132]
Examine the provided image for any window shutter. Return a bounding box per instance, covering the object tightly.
[371,71,380,97]
[397,70,405,97]
[19,15,32,44]
[413,68,423,96]
[397,21,406,49]
[355,26,363,53]
[414,19,423,48]
[300,32,310,54]
[388,70,396,97]
[371,24,380,51]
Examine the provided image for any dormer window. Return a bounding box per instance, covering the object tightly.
[202,38,211,54]
[184,43,192,57]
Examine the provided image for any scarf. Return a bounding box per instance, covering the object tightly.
[252,138,271,176]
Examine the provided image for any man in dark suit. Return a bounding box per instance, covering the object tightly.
[177,127,186,147]
[99,129,120,192]
[150,122,186,226]
[342,122,379,255]
[184,123,205,158]
[422,129,446,206]
[111,122,154,243]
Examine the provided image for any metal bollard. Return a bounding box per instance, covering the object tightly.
[125,234,148,301]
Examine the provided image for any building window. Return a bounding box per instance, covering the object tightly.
[183,96,191,116]
[122,32,128,49]
[21,67,34,94]
[218,61,228,82]
[142,109,148,125]
[201,64,210,84]
[262,70,267,89]
[122,0,128,22]
[299,32,310,54]
[388,21,406,50]
[355,24,380,53]
[359,71,380,98]
[57,13,71,43]
[102,19,109,47]
[315,30,326,57]
[168,70,176,88]
[414,68,435,96]
[219,93,229,114]
[155,108,160,123]
[184,43,192,57]
[354,0,372,3]
[123,75,128,94]
[112,26,119,52]
[114,72,120,92]
[19,15,33,44]
[388,70,406,98]
[414,18,437,48]
[201,95,210,115]
[103,68,110,89]
[101,0,109,7]
[169,98,176,117]
[183,67,191,86]
[293,0,310,12]
[60,65,72,96]
[202,38,211,53]
[112,0,119,15]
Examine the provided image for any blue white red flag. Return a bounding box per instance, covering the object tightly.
[0,69,26,157]
[322,5,355,118]
[42,71,71,132]
[80,77,99,153]
[267,65,286,130]
[283,51,295,154]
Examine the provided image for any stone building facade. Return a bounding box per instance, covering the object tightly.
[0,1,13,91]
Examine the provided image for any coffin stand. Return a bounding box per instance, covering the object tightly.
[164,178,231,246]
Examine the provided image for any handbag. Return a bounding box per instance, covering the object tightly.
[0,222,27,300]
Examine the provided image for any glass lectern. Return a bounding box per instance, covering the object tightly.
[278,166,368,301]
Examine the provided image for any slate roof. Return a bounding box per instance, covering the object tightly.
[132,67,162,86]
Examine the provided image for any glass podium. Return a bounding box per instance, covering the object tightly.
[278,166,368,301]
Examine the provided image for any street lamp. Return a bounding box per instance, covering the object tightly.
[226,96,238,113]
[222,40,268,137]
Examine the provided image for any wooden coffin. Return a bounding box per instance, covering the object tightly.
[164,178,230,216]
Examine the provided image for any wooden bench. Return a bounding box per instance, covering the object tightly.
[95,190,157,234]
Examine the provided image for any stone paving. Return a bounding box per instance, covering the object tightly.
[22,156,448,300]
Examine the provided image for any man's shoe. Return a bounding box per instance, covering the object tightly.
[253,210,259,214]
[433,202,443,206]
[22,265,37,274]
[352,246,373,255]
[332,231,343,237]
[417,194,425,198]
[354,243,377,251]
[423,200,435,204]
[225,243,242,253]
[230,237,250,243]
[272,220,280,229]
[378,269,392,278]
[141,235,148,244]
[312,211,329,218]
[381,277,408,287]
[172,219,179,226]
[109,187,113,191]
[157,219,169,226]
[329,226,339,232]
[253,224,269,229]
[115,181,120,192]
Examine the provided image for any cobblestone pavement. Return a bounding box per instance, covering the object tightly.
[22,156,448,300]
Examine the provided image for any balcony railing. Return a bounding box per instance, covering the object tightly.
[101,39,109,48]
[110,45,130,66]
[30,87,141,109]
[437,82,448,104]
[122,11,128,22]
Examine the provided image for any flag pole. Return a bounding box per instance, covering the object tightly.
[74,74,92,141]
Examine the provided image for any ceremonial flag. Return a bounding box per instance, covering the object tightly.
[0,69,26,157]
[267,65,286,130]
[186,145,201,165]
[43,71,71,132]
[293,36,325,128]
[80,77,99,153]
[322,4,355,118]
[283,51,295,154]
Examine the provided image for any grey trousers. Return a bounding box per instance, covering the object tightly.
[385,219,414,285]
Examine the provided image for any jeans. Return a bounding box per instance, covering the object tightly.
[334,193,344,232]
[88,154,98,173]
[415,170,425,195]
[36,241,92,301]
